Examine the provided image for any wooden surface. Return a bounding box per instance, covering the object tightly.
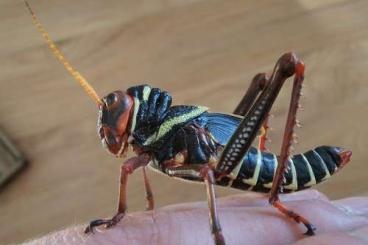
[1,0,368,244]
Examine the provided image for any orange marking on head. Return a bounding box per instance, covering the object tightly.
[116,95,134,137]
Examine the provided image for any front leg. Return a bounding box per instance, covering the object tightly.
[84,153,151,234]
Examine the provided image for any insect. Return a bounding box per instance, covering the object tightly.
[25,2,352,245]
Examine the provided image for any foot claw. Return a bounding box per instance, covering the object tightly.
[105,221,116,229]
[304,223,316,236]
[84,226,93,234]
[84,213,125,234]
[84,219,108,234]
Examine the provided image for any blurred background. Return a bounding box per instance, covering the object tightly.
[1,0,367,244]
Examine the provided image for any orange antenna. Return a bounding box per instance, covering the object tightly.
[24,0,102,106]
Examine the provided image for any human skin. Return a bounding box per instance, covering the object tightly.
[21,190,368,245]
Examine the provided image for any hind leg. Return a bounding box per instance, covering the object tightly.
[142,166,155,211]
[215,53,315,235]
[233,73,271,152]
[268,58,315,235]
[272,200,316,235]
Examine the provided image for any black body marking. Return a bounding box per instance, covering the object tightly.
[126,85,343,193]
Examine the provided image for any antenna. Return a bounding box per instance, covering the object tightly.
[24,0,103,106]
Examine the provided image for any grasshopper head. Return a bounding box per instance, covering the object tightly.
[97,91,133,157]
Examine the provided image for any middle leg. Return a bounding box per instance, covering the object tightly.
[142,166,155,210]
[166,165,225,245]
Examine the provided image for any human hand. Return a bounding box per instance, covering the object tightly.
[22,190,368,245]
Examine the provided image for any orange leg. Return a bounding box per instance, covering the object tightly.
[215,53,315,236]
[85,154,151,234]
[142,166,154,210]
[166,165,225,245]
[216,53,302,176]
[258,116,270,151]
[273,200,315,236]
[233,73,269,116]
[201,166,225,245]
[233,72,271,151]
[268,59,315,235]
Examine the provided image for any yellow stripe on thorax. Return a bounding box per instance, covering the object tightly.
[129,98,140,133]
[142,86,151,101]
[143,106,208,146]
[129,86,151,134]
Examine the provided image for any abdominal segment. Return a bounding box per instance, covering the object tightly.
[216,146,343,193]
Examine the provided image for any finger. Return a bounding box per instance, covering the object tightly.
[21,191,368,245]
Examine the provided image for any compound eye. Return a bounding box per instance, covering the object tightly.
[105,92,119,110]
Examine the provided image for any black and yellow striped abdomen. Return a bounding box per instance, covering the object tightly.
[217,146,345,193]
[123,88,349,193]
